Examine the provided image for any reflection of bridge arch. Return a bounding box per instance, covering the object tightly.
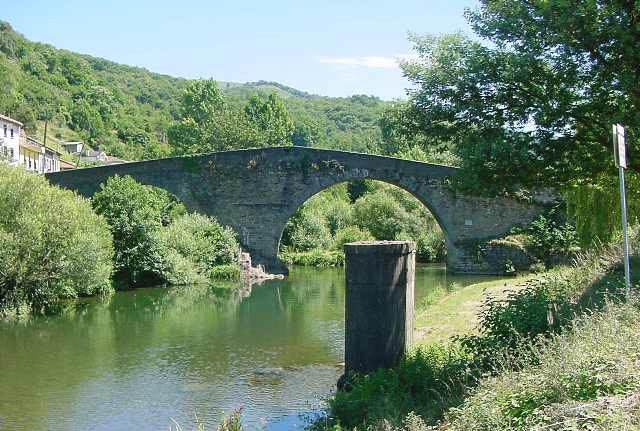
[46,147,543,275]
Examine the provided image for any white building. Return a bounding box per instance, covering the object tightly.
[20,136,61,174]
[0,114,22,165]
[61,141,84,154]
[0,113,62,173]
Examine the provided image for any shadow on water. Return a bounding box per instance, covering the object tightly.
[0,265,501,430]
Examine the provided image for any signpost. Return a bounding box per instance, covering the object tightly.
[613,124,631,295]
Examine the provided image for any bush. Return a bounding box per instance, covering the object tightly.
[92,175,184,287]
[333,226,374,250]
[513,212,580,263]
[0,165,114,315]
[280,249,345,267]
[399,230,447,263]
[352,190,408,240]
[282,209,333,252]
[458,235,634,371]
[159,213,240,284]
[329,345,474,428]
[282,182,448,265]
[209,264,241,281]
[445,302,640,430]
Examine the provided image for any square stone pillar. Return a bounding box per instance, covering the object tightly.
[343,241,415,377]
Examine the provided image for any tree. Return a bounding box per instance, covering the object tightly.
[0,165,113,315]
[168,80,294,153]
[92,175,185,287]
[244,93,294,147]
[400,1,640,192]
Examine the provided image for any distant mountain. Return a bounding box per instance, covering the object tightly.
[0,21,387,161]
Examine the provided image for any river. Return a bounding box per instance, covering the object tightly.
[0,265,499,430]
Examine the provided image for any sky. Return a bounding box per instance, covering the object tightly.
[4,1,478,100]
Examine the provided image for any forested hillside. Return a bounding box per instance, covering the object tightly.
[0,21,386,160]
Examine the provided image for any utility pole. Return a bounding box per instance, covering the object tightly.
[613,124,631,296]
[43,109,49,174]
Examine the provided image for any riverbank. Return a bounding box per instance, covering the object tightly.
[323,234,640,430]
[413,275,533,344]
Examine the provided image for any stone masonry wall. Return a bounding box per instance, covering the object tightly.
[46,147,546,275]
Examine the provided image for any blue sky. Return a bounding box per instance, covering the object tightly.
[5,1,478,99]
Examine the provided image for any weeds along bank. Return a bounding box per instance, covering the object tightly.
[0,166,241,318]
[321,231,640,430]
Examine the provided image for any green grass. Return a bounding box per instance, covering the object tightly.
[414,276,532,344]
[442,300,640,430]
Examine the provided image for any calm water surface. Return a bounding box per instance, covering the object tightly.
[0,265,499,430]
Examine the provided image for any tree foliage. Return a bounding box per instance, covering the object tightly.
[91,176,186,287]
[0,165,114,315]
[167,79,294,153]
[91,175,239,287]
[281,181,446,263]
[398,1,640,192]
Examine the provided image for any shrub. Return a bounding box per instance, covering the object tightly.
[280,249,345,267]
[513,212,580,263]
[445,302,640,430]
[0,165,114,315]
[209,264,241,281]
[282,209,333,252]
[92,175,185,287]
[352,190,408,240]
[458,235,635,371]
[325,230,639,430]
[161,213,238,267]
[159,213,240,284]
[329,345,474,428]
[333,226,374,250]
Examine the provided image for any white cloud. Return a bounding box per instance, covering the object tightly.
[317,55,402,69]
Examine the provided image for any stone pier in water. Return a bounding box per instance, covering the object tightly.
[343,241,416,378]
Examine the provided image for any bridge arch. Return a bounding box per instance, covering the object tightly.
[275,178,451,264]
[46,147,545,275]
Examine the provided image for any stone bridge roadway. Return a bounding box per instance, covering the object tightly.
[46,147,544,275]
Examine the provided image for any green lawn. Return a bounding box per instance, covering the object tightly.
[414,275,534,344]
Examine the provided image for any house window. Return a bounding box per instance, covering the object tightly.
[10,128,13,138]
[3,125,6,137]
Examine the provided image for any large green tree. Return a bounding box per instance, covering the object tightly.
[399,0,640,192]
[168,79,294,154]
[244,93,294,147]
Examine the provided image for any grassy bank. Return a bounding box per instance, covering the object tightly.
[414,276,532,344]
[321,232,640,430]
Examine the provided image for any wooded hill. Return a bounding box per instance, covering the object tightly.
[0,21,387,161]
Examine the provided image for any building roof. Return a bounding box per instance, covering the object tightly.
[24,136,62,155]
[0,114,23,127]
[103,156,128,165]
[19,138,41,153]
[59,159,77,169]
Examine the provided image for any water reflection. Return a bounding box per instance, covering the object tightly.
[0,265,498,430]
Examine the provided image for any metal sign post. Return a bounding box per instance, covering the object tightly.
[613,124,631,295]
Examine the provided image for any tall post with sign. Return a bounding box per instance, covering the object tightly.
[613,124,631,295]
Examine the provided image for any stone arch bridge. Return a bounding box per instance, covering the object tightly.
[46,147,545,275]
